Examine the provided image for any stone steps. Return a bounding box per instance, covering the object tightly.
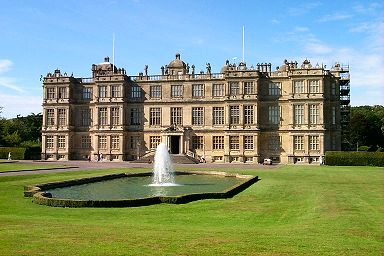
[133,154,199,164]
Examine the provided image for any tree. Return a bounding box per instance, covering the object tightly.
[349,105,384,151]
[0,112,42,147]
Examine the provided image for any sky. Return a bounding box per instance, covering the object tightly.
[0,0,383,118]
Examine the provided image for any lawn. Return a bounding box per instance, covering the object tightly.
[0,163,68,173]
[0,165,383,255]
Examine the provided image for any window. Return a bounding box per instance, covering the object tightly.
[58,87,67,99]
[192,136,203,150]
[213,84,224,97]
[294,104,304,125]
[82,87,92,100]
[230,136,239,150]
[244,105,254,125]
[294,135,304,151]
[192,107,204,126]
[171,107,182,125]
[244,136,254,150]
[213,136,224,150]
[171,85,183,98]
[130,136,140,149]
[46,109,55,126]
[150,85,161,98]
[230,105,240,124]
[293,80,304,94]
[111,107,120,125]
[309,135,319,150]
[230,82,239,96]
[332,106,336,125]
[46,136,54,149]
[111,135,120,149]
[309,104,319,125]
[99,107,108,126]
[58,109,67,126]
[112,85,121,98]
[309,80,320,93]
[58,135,66,149]
[98,136,107,149]
[81,109,92,126]
[130,108,140,125]
[268,106,280,125]
[269,82,281,96]
[47,88,55,99]
[268,136,280,151]
[243,81,253,95]
[150,108,161,126]
[81,136,91,149]
[331,83,337,95]
[213,107,224,125]
[244,156,253,162]
[192,84,204,98]
[99,86,107,98]
[213,156,223,161]
[131,86,141,99]
[150,136,161,149]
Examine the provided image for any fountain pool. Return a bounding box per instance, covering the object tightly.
[24,144,259,207]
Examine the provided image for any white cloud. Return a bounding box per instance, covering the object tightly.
[353,2,382,15]
[0,94,42,118]
[0,77,26,93]
[0,59,13,74]
[317,13,353,22]
[271,19,280,24]
[305,42,333,55]
[294,26,309,32]
[0,60,26,93]
[287,2,322,16]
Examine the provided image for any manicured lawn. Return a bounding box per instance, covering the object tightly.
[0,163,68,172]
[0,165,383,255]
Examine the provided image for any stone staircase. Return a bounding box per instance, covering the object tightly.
[133,153,199,164]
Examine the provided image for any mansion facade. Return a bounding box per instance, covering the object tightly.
[41,53,350,164]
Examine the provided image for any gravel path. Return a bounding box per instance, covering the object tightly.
[0,160,276,177]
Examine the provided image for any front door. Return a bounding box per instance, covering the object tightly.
[170,136,180,154]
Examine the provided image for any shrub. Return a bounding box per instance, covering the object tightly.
[24,146,42,160]
[0,147,26,160]
[325,151,384,167]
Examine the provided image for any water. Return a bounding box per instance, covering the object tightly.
[152,143,175,185]
[47,174,244,200]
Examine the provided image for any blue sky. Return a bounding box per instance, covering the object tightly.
[0,0,383,118]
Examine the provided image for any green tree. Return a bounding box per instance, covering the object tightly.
[349,105,384,151]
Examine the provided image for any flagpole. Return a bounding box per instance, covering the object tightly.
[242,26,245,63]
[112,33,115,72]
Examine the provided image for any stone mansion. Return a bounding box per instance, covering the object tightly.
[41,53,350,164]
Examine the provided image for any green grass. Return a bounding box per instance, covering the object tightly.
[0,165,383,255]
[0,163,67,172]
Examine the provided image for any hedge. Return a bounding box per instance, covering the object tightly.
[0,147,26,160]
[24,146,41,160]
[325,151,384,167]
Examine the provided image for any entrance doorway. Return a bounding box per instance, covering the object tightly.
[170,136,180,154]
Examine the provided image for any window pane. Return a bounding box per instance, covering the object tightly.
[192,107,204,126]
[230,106,240,124]
[192,84,204,98]
[171,107,182,125]
[213,107,224,125]
[213,84,224,97]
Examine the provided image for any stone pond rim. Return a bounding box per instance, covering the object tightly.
[24,171,260,208]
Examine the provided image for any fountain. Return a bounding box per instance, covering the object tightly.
[151,143,176,186]
[25,143,260,207]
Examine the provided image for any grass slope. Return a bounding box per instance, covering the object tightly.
[0,165,383,255]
